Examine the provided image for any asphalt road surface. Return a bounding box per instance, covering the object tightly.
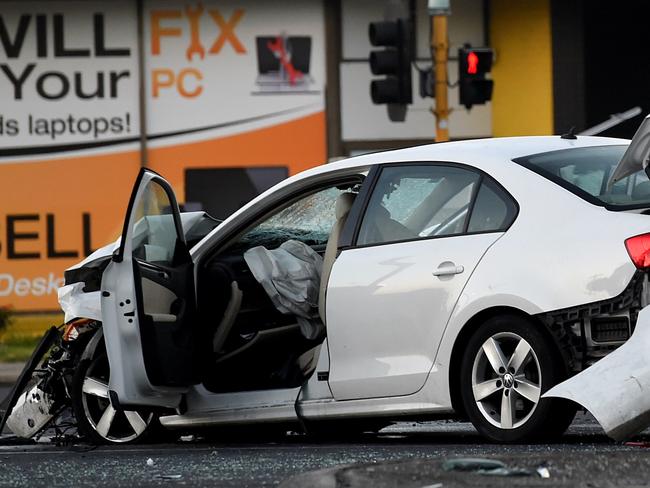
[0,397,649,488]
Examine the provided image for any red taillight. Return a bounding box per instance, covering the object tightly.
[625,233,650,269]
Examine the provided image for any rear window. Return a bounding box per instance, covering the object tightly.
[514,145,650,210]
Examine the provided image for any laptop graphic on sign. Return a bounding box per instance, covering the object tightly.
[253,36,318,94]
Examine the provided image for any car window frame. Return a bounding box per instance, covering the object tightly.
[200,173,368,263]
[231,184,358,251]
[341,161,519,250]
[465,176,519,234]
[115,168,188,266]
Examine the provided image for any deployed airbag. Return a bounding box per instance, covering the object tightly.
[244,240,324,340]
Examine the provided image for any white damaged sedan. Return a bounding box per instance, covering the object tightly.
[7,120,650,444]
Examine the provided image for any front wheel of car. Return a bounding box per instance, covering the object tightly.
[459,314,576,443]
[71,338,159,444]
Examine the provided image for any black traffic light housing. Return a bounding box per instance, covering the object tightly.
[458,46,494,109]
[369,19,412,121]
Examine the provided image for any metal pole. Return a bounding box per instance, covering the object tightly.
[136,0,148,166]
[578,107,642,136]
[432,15,449,142]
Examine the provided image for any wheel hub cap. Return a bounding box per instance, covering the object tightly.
[81,354,154,443]
[471,332,542,430]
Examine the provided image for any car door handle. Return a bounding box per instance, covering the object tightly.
[432,262,465,277]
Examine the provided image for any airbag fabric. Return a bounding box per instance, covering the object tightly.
[244,240,324,340]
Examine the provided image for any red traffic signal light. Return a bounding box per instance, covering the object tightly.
[459,47,493,77]
[467,51,479,74]
[458,46,494,109]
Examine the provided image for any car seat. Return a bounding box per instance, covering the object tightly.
[318,192,356,324]
[212,281,243,355]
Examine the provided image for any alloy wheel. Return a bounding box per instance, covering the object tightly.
[471,332,542,430]
[80,354,154,443]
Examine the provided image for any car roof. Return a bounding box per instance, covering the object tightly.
[315,135,629,176]
[191,135,630,257]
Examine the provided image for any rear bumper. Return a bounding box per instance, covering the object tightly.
[544,304,650,440]
[538,271,650,372]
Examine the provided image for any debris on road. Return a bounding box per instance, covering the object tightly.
[154,474,182,480]
[5,385,54,438]
[442,458,533,476]
[442,458,504,472]
[624,441,650,448]
[536,465,551,478]
[146,458,155,467]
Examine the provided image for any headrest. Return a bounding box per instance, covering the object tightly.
[335,192,356,220]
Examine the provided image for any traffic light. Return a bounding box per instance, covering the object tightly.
[458,46,494,109]
[368,19,412,121]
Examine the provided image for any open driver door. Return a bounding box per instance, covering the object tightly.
[101,169,199,409]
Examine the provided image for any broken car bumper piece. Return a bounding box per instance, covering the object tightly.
[544,306,650,441]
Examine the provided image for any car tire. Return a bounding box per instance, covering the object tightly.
[71,336,159,444]
[459,314,576,443]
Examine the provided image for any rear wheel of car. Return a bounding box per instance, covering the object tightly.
[71,339,158,444]
[459,314,576,443]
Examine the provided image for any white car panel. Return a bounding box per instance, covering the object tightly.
[326,233,502,400]
[609,114,650,185]
[57,134,650,441]
[191,137,627,262]
[58,283,102,324]
[430,183,650,413]
[544,305,650,441]
[102,254,184,408]
[160,385,301,429]
[101,171,187,409]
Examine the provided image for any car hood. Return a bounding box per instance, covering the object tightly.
[57,211,220,323]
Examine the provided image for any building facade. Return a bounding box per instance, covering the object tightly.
[0,0,640,310]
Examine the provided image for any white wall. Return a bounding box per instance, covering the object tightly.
[340,0,492,142]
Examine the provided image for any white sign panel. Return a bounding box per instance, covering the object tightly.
[143,0,326,144]
[0,1,139,157]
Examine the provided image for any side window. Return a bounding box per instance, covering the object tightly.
[235,186,355,251]
[467,179,517,233]
[132,180,179,265]
[357,165,479,246]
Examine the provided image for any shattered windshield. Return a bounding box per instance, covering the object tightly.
[232,186,357,252]
[514,145,650,209]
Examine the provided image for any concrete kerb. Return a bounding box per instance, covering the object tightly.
[278,450,648,488]
[279,464,345,488]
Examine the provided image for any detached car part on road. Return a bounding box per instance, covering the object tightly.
[6,120,650,444]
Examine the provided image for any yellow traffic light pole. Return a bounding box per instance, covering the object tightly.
[431,15,449,142]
